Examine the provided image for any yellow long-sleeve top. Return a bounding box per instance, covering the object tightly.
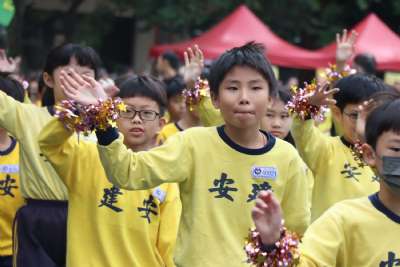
[0,139,25,256]
[96,125,311,267]
[291,118,379,221]
[298,193,400,266]
[197,96,223,127]
[0,91,67,200]
[157,122,183,144]
[38,118,181,267]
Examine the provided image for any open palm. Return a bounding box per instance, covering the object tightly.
[336,29,357,62]
[183,45,204,85]
[60,69,107,105]
[252,191,283,245]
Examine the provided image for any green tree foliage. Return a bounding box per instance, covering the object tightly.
[125,0,400,48]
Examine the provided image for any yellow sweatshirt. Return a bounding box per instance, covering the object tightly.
[298,194,400,266]
[0,91,67,200]
[291,118,379,221]
[38,119,181,267]
[0,139,25,256]
[96,125,311,267]
[157,123,182,144]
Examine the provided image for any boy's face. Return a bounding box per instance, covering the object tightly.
[260,99,292,139]
[363,131,400,194]
[167,94,186,122]
[43,57,95,102]
[212,66,270,130]
[332,103,360,144]
[117,96,165,150]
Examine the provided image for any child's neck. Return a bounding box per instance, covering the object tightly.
[224,124,266,149]
[128,138,157,152]
[378,186,400,216]
[177,111,200,130]
[0,129,12,151]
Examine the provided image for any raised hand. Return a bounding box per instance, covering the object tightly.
[0,49,19,74]
[308,82,339,107]
[183,44,204,86]
[60,68,107,105]
[251,191,282,246]
[336,29,357,63]
[100,78,120,97]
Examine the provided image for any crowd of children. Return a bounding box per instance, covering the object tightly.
[0,27,399,267]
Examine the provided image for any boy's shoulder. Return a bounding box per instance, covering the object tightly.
[181,126,217,137]
[324,196,374,224]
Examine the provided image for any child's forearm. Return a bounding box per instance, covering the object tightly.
[96,127,188,190]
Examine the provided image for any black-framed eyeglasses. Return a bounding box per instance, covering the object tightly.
[343,111,359,121]
[120,108,160,121]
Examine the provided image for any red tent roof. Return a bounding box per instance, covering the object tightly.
[317,13,400,71]
[150,5,326,69]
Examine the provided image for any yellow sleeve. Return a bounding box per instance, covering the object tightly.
[297,205,345,266]
[197,96,224,127]
[291,117,333,173]
[279,153,311,235]
[315,109,332,135]
[38,118,96,190]
[24,91,32,104]
[157,183,181,266]
[0,90,30,137]
[97,131,191,190]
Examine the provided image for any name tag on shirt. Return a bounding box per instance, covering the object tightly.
[152,187,166,203]
[251,166,277,180]
[0,164,19,173]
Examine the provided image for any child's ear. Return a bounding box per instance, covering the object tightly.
[211,92,220,109]
[158,117,166,129]
[362,143,377,167]
[331,105,342,121]
[43,72,54,88]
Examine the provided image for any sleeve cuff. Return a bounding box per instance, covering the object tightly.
[96,127,119,146]
[260,242,277,253]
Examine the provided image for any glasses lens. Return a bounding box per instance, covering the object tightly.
[140,110,157,121]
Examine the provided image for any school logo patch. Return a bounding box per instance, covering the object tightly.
[152,187,166,203]
[0,164,19,173]
[251,166,277,180]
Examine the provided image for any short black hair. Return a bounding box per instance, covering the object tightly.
[43,43,102,79]
[354,53,377,75]
[164,75,185,99]
[333,74,387,111]
[272,85,291,104]
[0,77,24,102]
[116,75,167,116]
[366,98,400,149]
[161,51,180,71]
[208,42,277,96]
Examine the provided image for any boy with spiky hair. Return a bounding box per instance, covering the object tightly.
[61,42,312,266]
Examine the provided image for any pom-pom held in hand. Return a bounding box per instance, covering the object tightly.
[182,78,209,111]
[352,140,366,168]
[55,98,126,135]
[325,64,356,85]
[244,225,300,267]
[286,81,327,121]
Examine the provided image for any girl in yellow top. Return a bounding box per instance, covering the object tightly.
[39,75,180,267]
[0,77,25,267]
[0,44,102,267]
[251,92,400,267]
[59,42,312,267]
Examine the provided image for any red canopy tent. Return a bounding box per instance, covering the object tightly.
[150,5,326,69]
[317,13,400,71]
